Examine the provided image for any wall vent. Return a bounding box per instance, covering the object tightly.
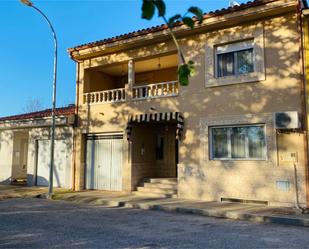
[221,197,268,206]
[276,180,290,191]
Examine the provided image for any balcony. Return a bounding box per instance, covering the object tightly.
[83,53,178,105]
[83,63,128,105]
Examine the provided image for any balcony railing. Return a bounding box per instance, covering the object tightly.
[132,81,179,100]
[83,81,179,105]
[83,88,126,104]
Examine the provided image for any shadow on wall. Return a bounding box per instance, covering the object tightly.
[77,14,304,202]
[27,174,49,187]
[28,132,73,188]
[0,175,49,187]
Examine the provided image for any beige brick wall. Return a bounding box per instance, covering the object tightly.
[73,5,308,206]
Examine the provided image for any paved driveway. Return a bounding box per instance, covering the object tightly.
[0,198,308,249]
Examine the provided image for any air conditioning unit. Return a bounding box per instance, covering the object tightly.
[274,112,300,129]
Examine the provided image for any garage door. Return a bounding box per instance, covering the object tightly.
[86,134,123,191]
[36,140,71,188]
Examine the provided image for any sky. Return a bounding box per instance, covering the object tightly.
[0,0,248,117]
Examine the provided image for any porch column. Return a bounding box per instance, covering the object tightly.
[126,59,134,101]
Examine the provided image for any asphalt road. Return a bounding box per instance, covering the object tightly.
[0,198,308,249]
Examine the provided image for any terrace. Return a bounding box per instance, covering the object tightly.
[83,53,179,105]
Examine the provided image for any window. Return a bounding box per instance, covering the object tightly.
[205,25,265,87]
[216,40,254,78]
[210,125,266,160]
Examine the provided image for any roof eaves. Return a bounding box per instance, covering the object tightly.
[0,106,75,122]
[67,0,276,53]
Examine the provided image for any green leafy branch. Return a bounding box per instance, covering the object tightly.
[141,0,203,85]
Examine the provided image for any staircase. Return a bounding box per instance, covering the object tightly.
[133,178,177,198]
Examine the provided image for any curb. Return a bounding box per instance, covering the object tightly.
[129,202,309,227]
[54,196,309,227]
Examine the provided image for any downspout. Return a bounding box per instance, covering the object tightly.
[69,52,82,191]
[297,2,309,210]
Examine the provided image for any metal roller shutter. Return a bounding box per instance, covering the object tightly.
[86,134,123,191]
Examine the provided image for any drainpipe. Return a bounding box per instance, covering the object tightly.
[298,2,309,209]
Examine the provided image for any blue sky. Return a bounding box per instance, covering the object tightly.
[0,0,247,117]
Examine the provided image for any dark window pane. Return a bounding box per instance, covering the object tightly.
[236,49,254,75]
[156,136,164,160]
[231,127,246,158]
[212,128,228,158]
[212,125,266,160]
[248,126,265,159]
[217,52,235,77]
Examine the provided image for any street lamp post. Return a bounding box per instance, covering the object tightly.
[20,0,57,198]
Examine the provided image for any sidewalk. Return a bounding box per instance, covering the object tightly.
[0,185,70,200]
[52,190,309,227]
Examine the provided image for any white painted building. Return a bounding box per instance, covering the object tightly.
[0,106,75,188]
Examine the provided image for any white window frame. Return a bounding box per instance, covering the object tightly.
[205,24,265,87]
[209,124,267,161]
[215,40,255,78]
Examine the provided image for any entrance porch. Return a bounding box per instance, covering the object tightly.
[11,131,29,185]
[127,112,183,192]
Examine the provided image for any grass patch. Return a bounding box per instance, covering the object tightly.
[54,189,75,194]
[51,190,76,200]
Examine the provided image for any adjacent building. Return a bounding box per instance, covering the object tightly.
[0,106,75,188]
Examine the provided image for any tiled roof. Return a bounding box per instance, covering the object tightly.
[0,106,75,122]
[68,0,275,52]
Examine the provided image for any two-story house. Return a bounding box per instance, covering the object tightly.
[68,0,309,207]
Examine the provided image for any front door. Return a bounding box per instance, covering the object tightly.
[154,125,177,178]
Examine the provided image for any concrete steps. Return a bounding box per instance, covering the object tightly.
[146,178,177,184]
[133,191,175,198]
[142,182,177,190]
[133,178,178,198]
[137,187,176,195]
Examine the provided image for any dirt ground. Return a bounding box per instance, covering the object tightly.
[0,184,70,200]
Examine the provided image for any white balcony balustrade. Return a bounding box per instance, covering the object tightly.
[83,88,126,104]
[83,81,179,105]
[132,81,179,100]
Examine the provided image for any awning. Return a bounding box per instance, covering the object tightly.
[126,112,184,141]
